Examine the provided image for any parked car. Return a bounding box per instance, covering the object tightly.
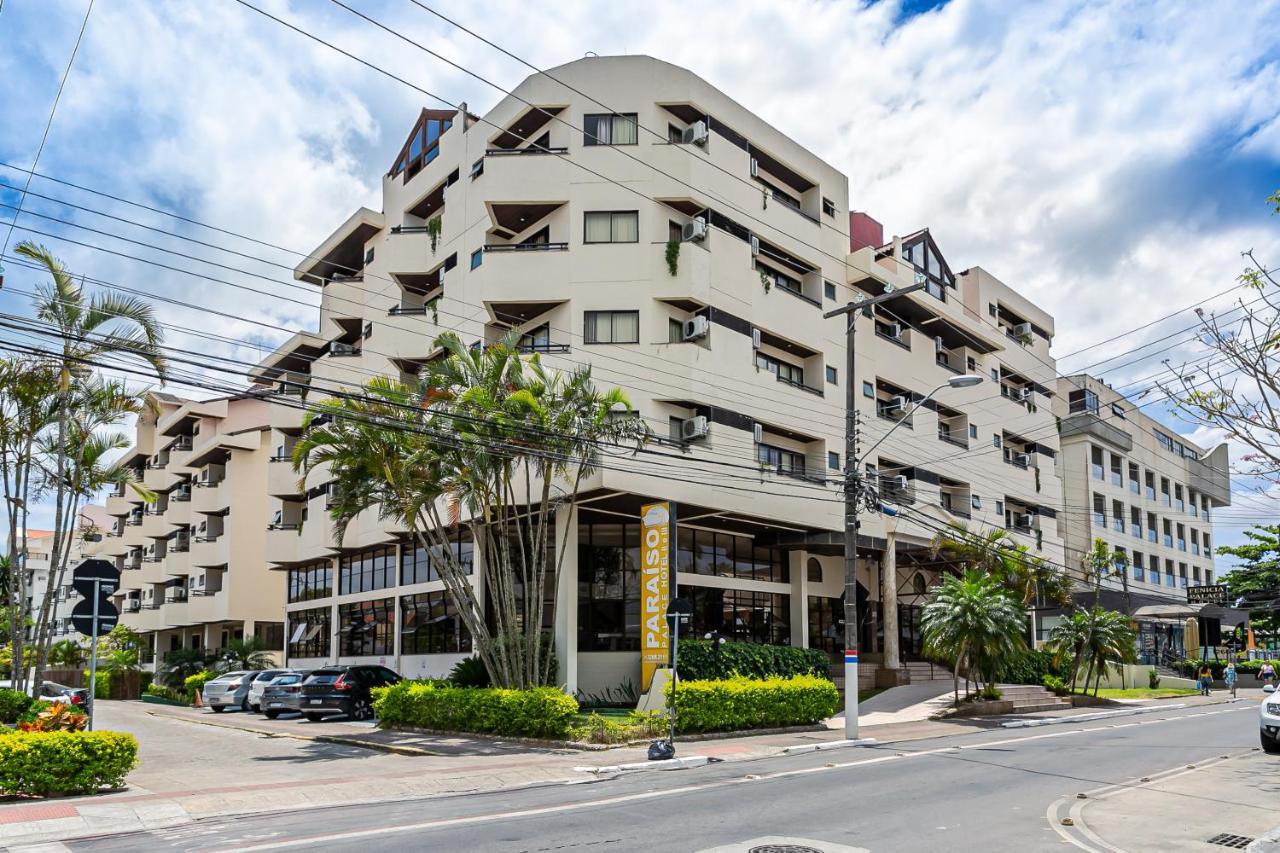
[299,665,400,722]
[1262,683,1280,754]
[203,671,259,712]
[260,672,309,719]
[246,669,296,712]
[0,680,89,706]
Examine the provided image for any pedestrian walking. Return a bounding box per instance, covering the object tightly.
[1224,662,1237,699]
[1197,664,1213,696]
[1261,661,1276,688]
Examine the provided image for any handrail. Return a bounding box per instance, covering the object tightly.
[483,242,569,252]
[485,146,568,156]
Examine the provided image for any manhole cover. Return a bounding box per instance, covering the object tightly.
[749,847,825,853]
[1207,834,1255,849]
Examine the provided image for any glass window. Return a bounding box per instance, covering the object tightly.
[1069,389,1099,415]
[584,211,639,243]
[756,352,804,386]
[338,598,394,657]
[400,531,474,585]
[287,606,330,659]
[756,262,802,295]
[584,113,638,146]
[826,365,838,385]
[577,523,640,652]
[287,560,333,603]
[339,545,396,595]
[470,249,483,269]
[401,590,471,655]
[687,587,790,645]
[758,443,806,477]
[584,310,640,344]
[824,281,837,300]
[828,451,839,470]
[862,381,874,398]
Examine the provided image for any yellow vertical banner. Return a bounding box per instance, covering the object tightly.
[640,502,672,691]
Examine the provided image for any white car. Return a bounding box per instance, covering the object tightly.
[247,669,296,713]
[1261,684,1280,754]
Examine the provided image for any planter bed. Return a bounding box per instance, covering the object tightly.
[140,694,190,708]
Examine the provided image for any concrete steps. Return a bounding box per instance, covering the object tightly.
[904,661,952,682]
[997,684,1072,712]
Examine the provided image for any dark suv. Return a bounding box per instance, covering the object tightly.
[299,665,401,722]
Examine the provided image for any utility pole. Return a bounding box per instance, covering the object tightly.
[825,278,927,740]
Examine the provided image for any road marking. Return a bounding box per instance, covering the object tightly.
[228,704,1250,852]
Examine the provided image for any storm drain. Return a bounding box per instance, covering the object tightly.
[1207,834,1254,849]
[748,847,825,853]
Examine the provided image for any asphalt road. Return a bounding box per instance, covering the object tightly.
[66,702,1266,853]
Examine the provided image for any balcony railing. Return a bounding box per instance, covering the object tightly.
[389,224,432,234]
[267,522,301,531]
[516,343,572,355]
[483,242,568,252]
[172,437,193,451]
[172,489,191,502]
[937,431,968,450]
[776,374,823,396]
[194,535,221,543]
[124,600,141,613]
[935,353,961,374]
[485,146,568,156]
[388,306,430,316]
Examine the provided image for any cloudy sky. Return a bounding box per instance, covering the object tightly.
[1,0,1279,550]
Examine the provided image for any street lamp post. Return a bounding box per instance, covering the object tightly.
[825,283,982,740]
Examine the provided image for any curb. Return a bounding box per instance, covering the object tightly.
[1001,704,1187,728]
[1246,825,1280,852]
[781,738,878,755]
[574,755,710,774]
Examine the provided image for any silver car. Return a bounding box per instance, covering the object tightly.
[246,669,296,712]
[203,671,259,712]
[260,672,308,719]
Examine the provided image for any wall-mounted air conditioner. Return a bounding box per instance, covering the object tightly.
[1014,513,1033,530]
[681,120,708,146]
[888,395,907,413]
[749,157,758,177]
[1019,386,1033,401]
[887,322,902,340]
[934,336,945,353]
[1013,452,1031,467]
[749,235,760,255]
[681,217,707,242]
[751,328,762,350]
[680,416,709,441]
[682,316,709,341]
[753,423,763,443]
[1012,322,1032,338]
[886,474,908,492]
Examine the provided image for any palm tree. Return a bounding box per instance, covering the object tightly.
[215,636,276,672]
[294,331,647,689]
[0,358,59,691]
[1080,609,1137,696]
[1045,610,1092,691]
[921,570,1028,705]
[16,240,165,690]
[159,647,209,688]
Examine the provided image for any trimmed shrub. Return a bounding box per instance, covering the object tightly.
[666,675,839,733]
[373,681,580,738]
[446,655,491,688]
[1042,675,1069,696]
[0,688,31,724]
[184,670,216,702]
[676,640,831,682]
[0,731,138,796]
[994,649,1064,685]
[145,683,185,703]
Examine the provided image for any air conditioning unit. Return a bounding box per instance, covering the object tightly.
[1018,386,1033,401]
[681,217,707,242]
[680,416,709,441]
[1012,322,1032,338]
[749,235,760,256]
[751,328,761,350]
[682,316,709,341]
[1013,452,1031,467]
[888,395,907,413]
[934,336,945,353]
[331,342,359,356]
[1014,513,1033,530]
[749,157,758,177]
[753,423,763,443]
[886,475,908,492]
[680,120,709,146]
[887,322,902,340]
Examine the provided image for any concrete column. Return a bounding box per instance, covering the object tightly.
[881,531,900,671]
[789,550,808,647]
[553,508,579,694]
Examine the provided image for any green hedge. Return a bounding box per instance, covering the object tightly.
[0,688,30,724]
[676,640,831,682]
[0,731,138,796]
[667,675,839,733]
[184,670,216,702]
[1181,659,1279,679]
[994,649,1065,685]
[372,681,579,738]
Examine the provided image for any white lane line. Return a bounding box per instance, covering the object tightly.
[229,704,1252,852]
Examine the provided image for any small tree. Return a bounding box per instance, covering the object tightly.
[159,647,208,688]
[47,639,85,668]
[1217,525,1280,644]
[921,570,1028,705]
[215,636,276,672]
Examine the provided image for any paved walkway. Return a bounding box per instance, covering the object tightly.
[824,679,957,729]
[0,691,1260,849]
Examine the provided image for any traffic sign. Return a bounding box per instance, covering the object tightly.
[71,597,118,637]
[71,559,120,598]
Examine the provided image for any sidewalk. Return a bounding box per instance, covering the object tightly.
[0,692,1253,848]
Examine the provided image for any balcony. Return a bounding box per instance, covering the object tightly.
[166,588,188,604]
[268,462,303,498]
[485,145,568,157]
[937,430,968,450]
[190,534,229,569]
[124,600,141,613]
[265,525,303,564]
[1002,449,1031,470]
[482,241,569,253]
[142,513,173,539]
[775,373,823,397]
[192,480,228,514]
